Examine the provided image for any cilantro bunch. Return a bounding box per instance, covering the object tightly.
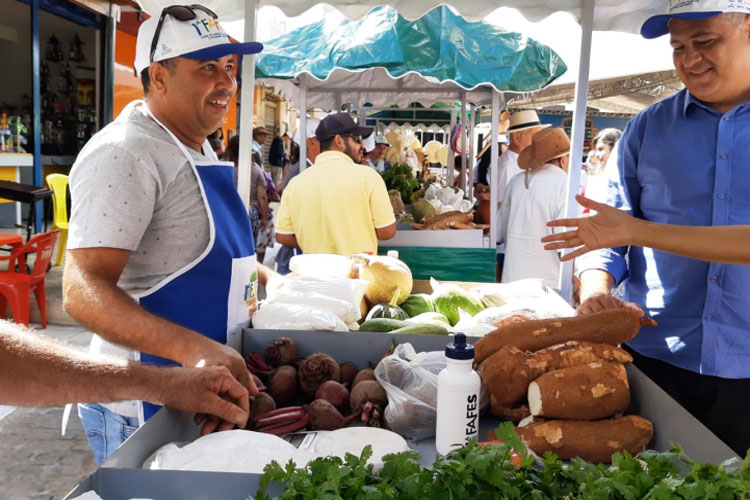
[381,164,420,204]
[251,422,750,500]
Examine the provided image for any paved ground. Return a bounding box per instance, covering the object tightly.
[0,224,284,498]
[0,324,96,500]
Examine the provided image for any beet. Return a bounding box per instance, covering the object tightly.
[351,368,376,389]
[248,392,277,428]
[304,399,348,431]
[350,380,388,414]
[338,362,358,388]
[315,380,350,413]
[265,337,298,368]
[252,374,267,392]
[267,365,298,407]
[298,353,340,397]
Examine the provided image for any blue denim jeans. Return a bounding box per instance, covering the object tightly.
[78,403,140,465]
[274,245,302,275]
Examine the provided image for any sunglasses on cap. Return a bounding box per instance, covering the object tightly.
[150,4,219,64]
[342,134,364,145]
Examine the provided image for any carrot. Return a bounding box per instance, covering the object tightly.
[477,440,522,468]
[514,415,654,463]
[479,342,632,407]
[474,310,657,365]
[527,361,630,420]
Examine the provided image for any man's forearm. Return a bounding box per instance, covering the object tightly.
[63,254,212,366]
[0,322,165,406]
[579,269,615,302]
[636,221,750,265]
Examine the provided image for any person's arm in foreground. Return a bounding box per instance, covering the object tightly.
[63,248,257,433]
[543,194,750,265]
[0,321,249,431]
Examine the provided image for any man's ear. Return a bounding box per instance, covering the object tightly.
[149,63,168,93]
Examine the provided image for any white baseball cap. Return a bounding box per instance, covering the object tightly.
[641,0,750,39]
[134,5,263,75]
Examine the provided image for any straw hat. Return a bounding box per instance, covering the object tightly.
[423,140,442,163]
[408,136,422,151]
[506,110,551,134]
[385,130,401,148]
[437,144,451,166]
[518,127,570,171]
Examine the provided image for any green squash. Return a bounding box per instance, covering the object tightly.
[400,294,435,318]
[431,283,485,326]
[365,303,409,321]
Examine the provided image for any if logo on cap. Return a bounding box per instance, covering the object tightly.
[190,17,226,40]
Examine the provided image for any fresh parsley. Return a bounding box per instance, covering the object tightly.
[250,422,750,500]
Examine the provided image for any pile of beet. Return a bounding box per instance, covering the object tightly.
[244,337,389,435]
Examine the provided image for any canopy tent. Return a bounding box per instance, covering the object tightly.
[255,5,566,104]
[253,4,566,235]
[135,0,668,302]
[509,70,683,115]
[136,0,662,33]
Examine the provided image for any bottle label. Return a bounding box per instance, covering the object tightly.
[465,393,478,441]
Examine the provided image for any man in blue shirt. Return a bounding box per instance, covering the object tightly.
[578,2,750,455]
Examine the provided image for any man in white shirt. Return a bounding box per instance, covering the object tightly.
[498,127,569,287]
[494,110,549,280]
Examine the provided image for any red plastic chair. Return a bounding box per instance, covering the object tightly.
[0,230,59,328]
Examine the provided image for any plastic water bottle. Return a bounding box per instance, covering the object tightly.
[435,333,481,455]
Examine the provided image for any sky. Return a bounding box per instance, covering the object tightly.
[223,5,676,85]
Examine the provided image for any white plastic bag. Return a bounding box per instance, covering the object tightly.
[374,343,488,441]
[454,305,543,337]
[469,279,575,318]
[289,254,358,279]
[263,275,369,325]
[252,302,348,331]
[144,430,316,473]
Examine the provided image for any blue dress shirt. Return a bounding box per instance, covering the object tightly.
[579,89,750,378]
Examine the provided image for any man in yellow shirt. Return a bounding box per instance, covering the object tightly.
[276,113,397,255]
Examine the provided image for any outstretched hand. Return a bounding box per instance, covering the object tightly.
[541,195,638,261]
[159,365,250,433]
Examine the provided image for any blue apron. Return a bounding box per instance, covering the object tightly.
[135,105,257,422]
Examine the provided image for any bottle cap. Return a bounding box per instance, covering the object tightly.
[445,332,474,360]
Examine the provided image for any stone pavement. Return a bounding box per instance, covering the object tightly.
[0,324,97,500]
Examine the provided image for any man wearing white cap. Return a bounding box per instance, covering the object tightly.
[493,110,549,280]
[577,0,750,454]
[64,5,278,463]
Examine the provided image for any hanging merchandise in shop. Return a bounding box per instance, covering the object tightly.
[40,31,96,155]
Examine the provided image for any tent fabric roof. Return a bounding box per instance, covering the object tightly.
[258,67,501,109]
[135,1,665,34]
[253,6,566,109]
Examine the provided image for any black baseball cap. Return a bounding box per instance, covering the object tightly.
[315,113,373,142]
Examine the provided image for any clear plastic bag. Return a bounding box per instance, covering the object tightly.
[252,302,348,331]
[374,343,488,441]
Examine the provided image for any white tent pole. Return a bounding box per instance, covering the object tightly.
[299,74,308,172]
[489,91,499,251]
[468,105,476,200]
[460,92,468,193]
[237,0,258,209]
[559,0,595,301]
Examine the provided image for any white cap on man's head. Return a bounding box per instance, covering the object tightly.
[641,0,750,39]
[134,6,263,75]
